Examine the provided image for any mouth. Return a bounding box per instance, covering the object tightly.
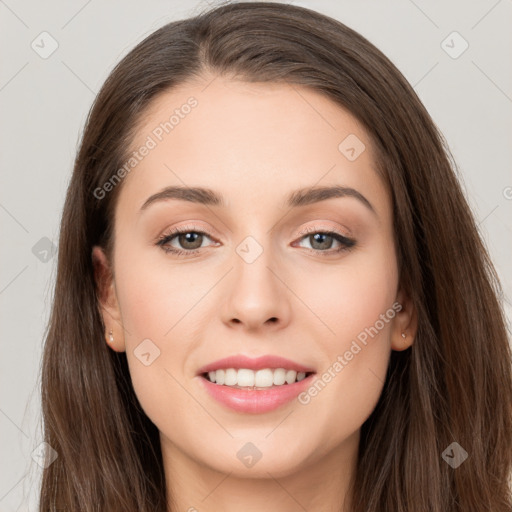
[196,355,316,413]
[200,368,315,390]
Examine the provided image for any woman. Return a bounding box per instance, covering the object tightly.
[39,2,512,511]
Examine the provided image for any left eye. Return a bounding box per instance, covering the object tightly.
[156,228,216,255]
[293,231,355,253]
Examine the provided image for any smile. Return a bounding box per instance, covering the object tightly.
[196,354,316,413]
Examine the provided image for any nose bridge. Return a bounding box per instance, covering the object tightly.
[233,231,279,299]
[221,228,291,329]
[230,209,278,274]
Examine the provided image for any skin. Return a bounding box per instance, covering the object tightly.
[93,74,417,512]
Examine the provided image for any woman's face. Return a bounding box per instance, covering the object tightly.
[93,75,414,479]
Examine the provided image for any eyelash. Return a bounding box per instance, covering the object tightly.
[155,226,356,258]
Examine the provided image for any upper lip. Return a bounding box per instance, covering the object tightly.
[197,354,316,375]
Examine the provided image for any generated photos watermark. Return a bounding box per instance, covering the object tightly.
[298,301,403,405]
[93,96,198,200]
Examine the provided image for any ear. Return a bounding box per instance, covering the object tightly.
[92,245,126,352]
[390,285,417,351]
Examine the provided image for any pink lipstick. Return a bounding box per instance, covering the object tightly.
[196,354,316,414]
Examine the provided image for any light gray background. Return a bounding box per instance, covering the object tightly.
[1,0,511,510]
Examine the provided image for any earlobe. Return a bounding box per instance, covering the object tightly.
[91,246,126,352]
[391,286,418,351]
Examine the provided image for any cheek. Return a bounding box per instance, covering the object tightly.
[296,240,398,349]
[111,251,199,417]
[114,241,211,339]
[293,242,397,429]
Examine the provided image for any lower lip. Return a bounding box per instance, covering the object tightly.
[198,374,316,414]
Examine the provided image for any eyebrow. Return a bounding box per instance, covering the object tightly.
[139,184,376,215]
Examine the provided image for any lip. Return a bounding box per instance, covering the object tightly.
[198,372,316,414]
[196,354,315,374]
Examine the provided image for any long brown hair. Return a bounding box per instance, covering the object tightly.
[39,2,512,510]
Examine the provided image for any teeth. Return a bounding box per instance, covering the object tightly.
[255,369,273,387]
[273,368,286,385]
[238,368,255,387]
[224,368,237,386]
[205,368,310,387]
[285,370,297,384]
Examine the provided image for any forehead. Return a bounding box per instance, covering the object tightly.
[117,76,390,220]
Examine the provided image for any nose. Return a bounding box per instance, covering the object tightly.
[220,239,291,332]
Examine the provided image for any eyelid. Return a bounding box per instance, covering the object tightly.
[294,222,353,239]
[155,223,217,242]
